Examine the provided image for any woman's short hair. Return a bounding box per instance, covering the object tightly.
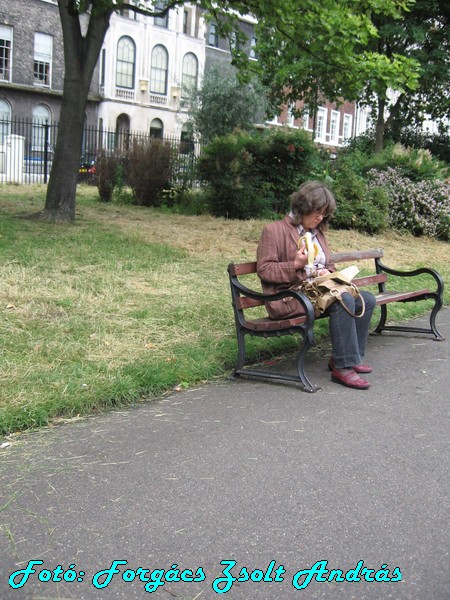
[290,181,336,229]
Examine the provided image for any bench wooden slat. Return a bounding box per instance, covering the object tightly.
[243,315,307,331]
[375,289,429,304]
[229,262,257,276]
[353,273,387,287]
[331,248,384,263]
[236,296,265,309]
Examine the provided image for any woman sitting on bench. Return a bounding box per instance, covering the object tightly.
[256,181,376,390]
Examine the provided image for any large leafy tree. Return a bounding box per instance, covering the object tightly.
[41,0,415,222]
[367,0,450,149]
[251,0,422,152]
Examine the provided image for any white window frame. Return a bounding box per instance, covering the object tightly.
[0,98,11,145]
[154,1,168,28]
[34,32,53,87]
[316,107,327,142]
[356,106,369,135]
[0,25,13,82]
[150,118,164,138]
[116,36,136,89]
[32,104,51,152]
[181,52,198,99]
[343,113,353,140]
[330,110,340,144]
[208,22,219,47]
[287,104,296,127]
[302,109,310,131]
[249,36,257,60]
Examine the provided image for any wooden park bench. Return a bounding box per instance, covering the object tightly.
[227,248,445,392]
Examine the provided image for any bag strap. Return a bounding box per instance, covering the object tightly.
[331,288,366,318]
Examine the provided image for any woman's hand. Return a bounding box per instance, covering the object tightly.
[294,241,310,270]
[316,268,331,276]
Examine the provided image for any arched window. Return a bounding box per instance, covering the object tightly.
[180,122,194,154]
[32,104,51,152]
[181,53,198,99]
[116,36,136,89]
[150,45,168,95]
[150,118,163,139]
[116,113,131,150]
[0,98,11,145]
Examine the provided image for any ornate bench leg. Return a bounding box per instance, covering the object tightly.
[235,329,247,373]
[296,331,321,393]
[373,303,387,335]
[430,298,445,341]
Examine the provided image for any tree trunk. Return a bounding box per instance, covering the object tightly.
[41,83,88,222]
[374,97,386,153]
[38,1,111,222]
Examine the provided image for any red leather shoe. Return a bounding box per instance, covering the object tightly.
[328,356,373,374]
[331,368,370,390]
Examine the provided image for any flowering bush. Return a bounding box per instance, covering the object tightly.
[329,163,389,234]
[367,167,450,240]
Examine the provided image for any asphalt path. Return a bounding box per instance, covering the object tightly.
[0,310,449,600]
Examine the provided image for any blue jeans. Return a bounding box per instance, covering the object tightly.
[326,290,376,368]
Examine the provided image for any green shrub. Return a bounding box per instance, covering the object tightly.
[160,186,209,215]
[197,128,320,219]
[330,164,389,234]
[197,131,271,219]
[384,143,448,182]
[367,167,450,240]
[96,151,126,202]
[127,138,175,207]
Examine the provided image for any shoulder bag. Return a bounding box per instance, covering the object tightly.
[289,271,365,318]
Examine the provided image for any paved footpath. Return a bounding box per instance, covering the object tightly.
[0,311,449,600]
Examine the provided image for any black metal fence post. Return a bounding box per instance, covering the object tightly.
[43,120,50,183]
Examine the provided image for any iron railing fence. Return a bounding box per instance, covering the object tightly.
[0,118,201,187]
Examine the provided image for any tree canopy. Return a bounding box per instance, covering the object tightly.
[250,0,448,151]
[367,0,450,146]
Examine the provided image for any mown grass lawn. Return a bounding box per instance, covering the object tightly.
[1,184,449,435]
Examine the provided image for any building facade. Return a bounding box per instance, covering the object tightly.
[98,2,205,143]
[275,100,371,152]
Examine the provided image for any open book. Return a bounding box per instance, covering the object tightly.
[338,265,360,280]
[313,265,360,285]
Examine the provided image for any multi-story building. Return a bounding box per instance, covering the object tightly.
[98,2,205,143]
[275,101,371,152]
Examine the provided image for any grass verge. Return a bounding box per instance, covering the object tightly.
[1,185,449,435]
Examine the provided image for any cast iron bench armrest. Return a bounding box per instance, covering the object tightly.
[231,277,316,328]
[376,259,445,296]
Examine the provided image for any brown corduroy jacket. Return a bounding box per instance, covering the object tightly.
[256,215,336,319]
